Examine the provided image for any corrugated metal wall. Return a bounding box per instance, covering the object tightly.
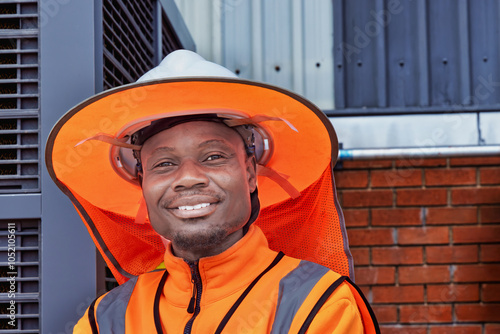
[174,0,335,110]
[334,0,500,115]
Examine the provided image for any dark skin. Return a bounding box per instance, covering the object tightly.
[139,121,257,262]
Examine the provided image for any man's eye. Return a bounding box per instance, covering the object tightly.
[206,154,223,161]
[155,161,174,168]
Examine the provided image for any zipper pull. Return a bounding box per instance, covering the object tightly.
[187,284,196,314]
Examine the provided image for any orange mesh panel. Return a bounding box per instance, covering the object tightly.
[72,191,165,284]
[256,165,350,277]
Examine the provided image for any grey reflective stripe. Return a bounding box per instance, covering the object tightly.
[270,261,330,334]
[95,276,139,332]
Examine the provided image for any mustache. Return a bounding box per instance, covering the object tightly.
[161,190,223,207]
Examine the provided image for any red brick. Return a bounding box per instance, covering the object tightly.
[454,264,500,283]
[481,244,500,262]
[453,226,500,244]
[347,228,395,246]
[350,247,370,265]
[429,325,482,334]
[482,284,500,302]
[427,284,479,302]
[486,324,500,334]
[397,189,448,206]
[426,168,476,186]
[481,167,500,185]
[372,305,397,323]
[426,245,478,264]
[452,187,500,205]
[342,159,393,169]
[396,157,447,168]
[450,156,500,166]
[380,325,428,334]
[399,265,450,284]
[343,209,369,227]
[398,227,449,245]
[372,285,424,304]
[372,208,422,226]
[455,303,500,322]
[359,285,370,300]
[334,170,369,188]
[400,305,452,323]
[481,206,500,223]
[342,190,393,208]
[354,266,395,285]
[371,169,422,188]
[426,207,477,225]
[372,247,423,265]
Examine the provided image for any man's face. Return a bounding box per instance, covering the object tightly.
[140,121,257,260]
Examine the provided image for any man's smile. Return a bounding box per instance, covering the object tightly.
[168,202,218,219]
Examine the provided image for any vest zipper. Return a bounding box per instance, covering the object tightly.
[184,261,202,334]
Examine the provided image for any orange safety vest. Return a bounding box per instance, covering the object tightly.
[74,226,379,333]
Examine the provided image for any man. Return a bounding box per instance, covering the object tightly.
[46,50,379,332]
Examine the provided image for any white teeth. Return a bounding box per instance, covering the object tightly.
[178,203,210,211]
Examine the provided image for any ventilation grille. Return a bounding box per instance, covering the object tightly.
[0,219,40,332]
[102,0,155,90]
[0,1,39,194]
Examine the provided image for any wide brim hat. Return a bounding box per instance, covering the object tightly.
[45,50,353,284]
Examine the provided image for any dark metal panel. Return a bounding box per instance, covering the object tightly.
[333,0,345,108]
[386,0,427,107]
[427,0,463,106]
[468,0,500,106]
[374,0,387,108]
[333,0,500,115]
[342,0,380,108]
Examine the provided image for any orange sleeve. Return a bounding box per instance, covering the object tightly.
[72,293,107,334]
[72,307,93,334]
[305,283,364,333]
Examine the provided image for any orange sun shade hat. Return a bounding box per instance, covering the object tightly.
[45,50,353,284]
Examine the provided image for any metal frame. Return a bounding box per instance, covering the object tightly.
[40,1,98,332]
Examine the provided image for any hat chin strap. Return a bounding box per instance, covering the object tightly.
[256,165,301,199]
[75,133,142,151]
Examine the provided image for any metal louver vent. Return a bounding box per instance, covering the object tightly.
[0,1,39,194]
[0,219,40,332]
[103,0,155,89]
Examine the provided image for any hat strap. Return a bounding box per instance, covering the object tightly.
[257,165,301,199]
[75,133,142,151]
[222,115,298,132]
[135,196,148,225]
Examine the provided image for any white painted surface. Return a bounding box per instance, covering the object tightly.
[331,114,481,149]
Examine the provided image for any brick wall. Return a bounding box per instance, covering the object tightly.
[334,156,500,333]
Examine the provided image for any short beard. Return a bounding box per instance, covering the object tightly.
[172,227,227,256]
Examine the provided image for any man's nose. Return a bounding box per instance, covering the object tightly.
[171,159,209,191]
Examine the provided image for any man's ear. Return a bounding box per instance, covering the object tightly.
[246,156,257,192]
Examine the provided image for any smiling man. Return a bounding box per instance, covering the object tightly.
[46,50,379,333]
[139,120,257,262]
